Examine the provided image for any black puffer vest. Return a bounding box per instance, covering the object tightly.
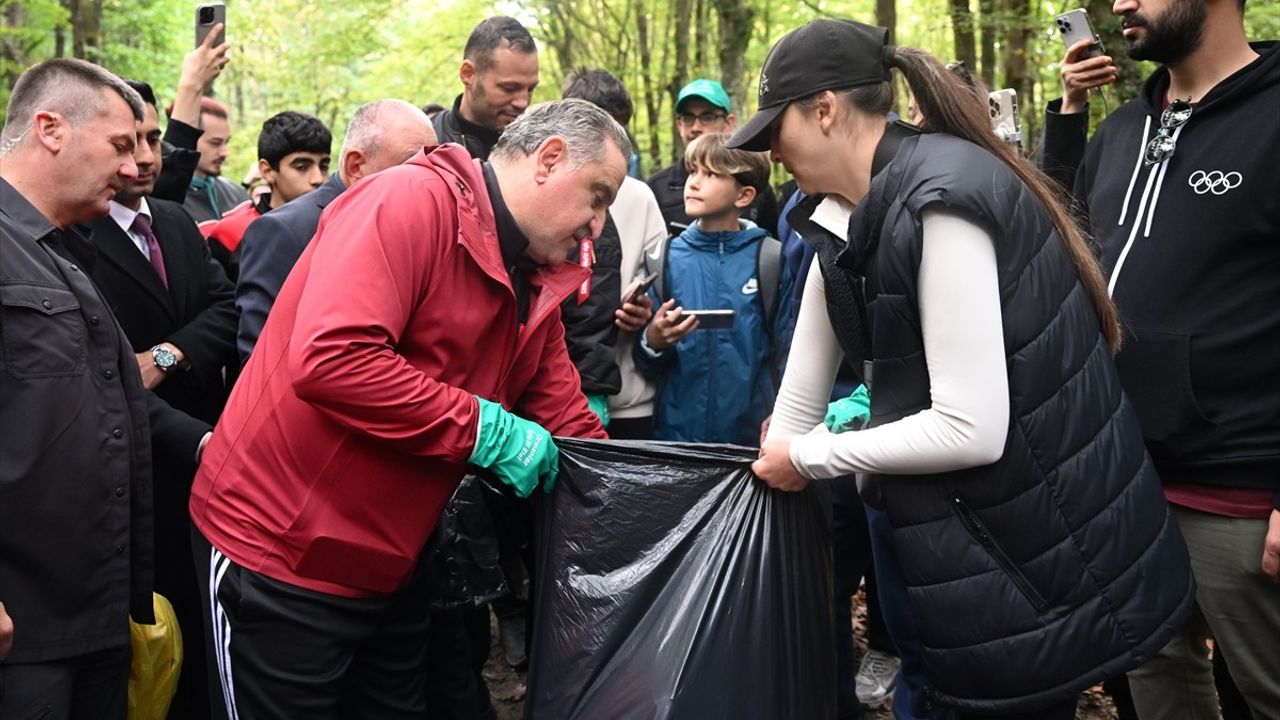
[802,128,1194,714]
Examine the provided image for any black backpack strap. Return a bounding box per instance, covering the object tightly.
[756,235,782,330]
[756,235,783,389]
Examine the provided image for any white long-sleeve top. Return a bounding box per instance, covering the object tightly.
[766,206,1011,478]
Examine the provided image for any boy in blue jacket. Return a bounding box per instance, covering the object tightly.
[636,132,795,445]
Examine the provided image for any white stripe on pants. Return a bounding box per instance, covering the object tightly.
[208,547,240,720]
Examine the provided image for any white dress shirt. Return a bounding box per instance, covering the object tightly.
[108,197,154,260]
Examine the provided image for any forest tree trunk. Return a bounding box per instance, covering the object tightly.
[949,0,977,71]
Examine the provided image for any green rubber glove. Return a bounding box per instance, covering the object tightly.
[469,398,559,497]
[586,394,611,428]
[824,384,871,434]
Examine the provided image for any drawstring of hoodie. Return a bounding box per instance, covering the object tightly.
[1108,115,1185,297]
[1118,115,1152,227]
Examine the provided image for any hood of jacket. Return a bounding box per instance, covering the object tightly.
[1138,41,1280,116]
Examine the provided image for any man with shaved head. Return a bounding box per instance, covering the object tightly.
[235,98,437,360]
[0,58,208,719]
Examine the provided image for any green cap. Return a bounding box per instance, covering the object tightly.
[676,79,732,113]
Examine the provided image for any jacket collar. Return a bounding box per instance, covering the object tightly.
[680,218,767,252]
[480,162,533,272]
[314,172,346,208]
[1139,41,1279,117]
[871,120,920,180]
[0,178,58,239]
[443,95,503,159]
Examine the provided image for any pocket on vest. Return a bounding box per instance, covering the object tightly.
[951,497,1048,614]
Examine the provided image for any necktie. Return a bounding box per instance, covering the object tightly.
[131,214,169,289]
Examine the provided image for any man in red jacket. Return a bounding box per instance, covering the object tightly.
[189,98,629,719]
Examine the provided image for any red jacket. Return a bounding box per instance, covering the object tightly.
[198,198,259,253]
[190,145,605,597]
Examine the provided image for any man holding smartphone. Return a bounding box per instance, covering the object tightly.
[1039,0,1280,717]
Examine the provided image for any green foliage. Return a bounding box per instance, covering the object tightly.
[99,0,189,99]
[3,0,1277,182]
[0,0,71,111]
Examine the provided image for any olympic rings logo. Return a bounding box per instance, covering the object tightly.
[1187,170,1242,196]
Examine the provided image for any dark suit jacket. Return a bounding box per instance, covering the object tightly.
[235,172,346,360]
[87,197,238,427]
[84,197,235,719]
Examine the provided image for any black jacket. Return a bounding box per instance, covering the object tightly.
[153,117,203,205]
[805,131,1193,713]
[561,212,622,396]
[0,180,203,662]
[646,161,780,238]
[431,95,503,161]
[1043,43,1280,507]
[236,172,346,360]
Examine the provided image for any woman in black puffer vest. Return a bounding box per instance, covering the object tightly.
[737,19,1195,719]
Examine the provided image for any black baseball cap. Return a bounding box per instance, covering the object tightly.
[727,19,892,151]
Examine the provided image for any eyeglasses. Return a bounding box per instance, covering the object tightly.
[676,111,727,127]
[1144,98,1193,166]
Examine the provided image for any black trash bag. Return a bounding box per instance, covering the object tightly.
[526,438,836,720]
[421,473,509,610]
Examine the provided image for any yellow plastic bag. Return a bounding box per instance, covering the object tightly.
[127,593,184,720]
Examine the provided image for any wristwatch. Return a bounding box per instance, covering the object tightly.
[150,344,179,373]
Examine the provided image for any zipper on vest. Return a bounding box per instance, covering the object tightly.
[951,497,1048,614]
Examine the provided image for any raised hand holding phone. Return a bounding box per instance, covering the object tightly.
[1060,39,1117,114]
[1055,10,1116,114]
[195,3,226,48]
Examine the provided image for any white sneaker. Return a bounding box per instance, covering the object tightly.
[855,649,900,708]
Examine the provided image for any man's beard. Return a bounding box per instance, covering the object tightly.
[1123,0,1207,65]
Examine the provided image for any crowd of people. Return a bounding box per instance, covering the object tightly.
[1,1,1277,719]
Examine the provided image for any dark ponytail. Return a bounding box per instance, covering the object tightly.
[884,47,1123,351]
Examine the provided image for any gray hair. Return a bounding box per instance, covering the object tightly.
[340,99,428,160]
[1,58,144,152]
[490,98,631,170]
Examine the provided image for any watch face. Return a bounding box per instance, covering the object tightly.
[153,346,177,369]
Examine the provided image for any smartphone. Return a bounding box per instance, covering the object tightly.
[195,3,226,48]
[623,271,659,305]
[988,89,1023,149]
[675,309,736,330]
[1055,9,1103,60]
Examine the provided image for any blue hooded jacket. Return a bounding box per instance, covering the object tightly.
[635,220,796,445]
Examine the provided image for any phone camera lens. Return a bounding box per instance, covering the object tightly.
[199,7,214,23]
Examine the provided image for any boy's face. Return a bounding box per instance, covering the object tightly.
[683,164,752,221]
[260,150,330,205]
